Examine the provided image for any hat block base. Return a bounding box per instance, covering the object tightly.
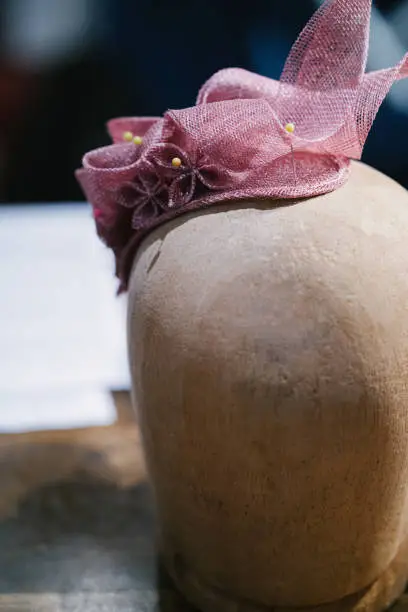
[164,534,408,612]
[128,162,408,612]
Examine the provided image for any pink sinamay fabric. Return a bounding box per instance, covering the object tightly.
[76,0,408,292]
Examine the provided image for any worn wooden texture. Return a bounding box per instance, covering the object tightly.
[0,392,195,611]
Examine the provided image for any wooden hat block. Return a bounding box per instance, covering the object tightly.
[127,161,408,612]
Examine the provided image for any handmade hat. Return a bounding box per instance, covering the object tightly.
[76,0,408,291]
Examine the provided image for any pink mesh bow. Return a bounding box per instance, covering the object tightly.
[76,0,408,292]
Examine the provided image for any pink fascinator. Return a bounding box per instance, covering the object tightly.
[76,0,408,292]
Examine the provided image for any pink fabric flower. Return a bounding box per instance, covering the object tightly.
[149,143,230,206]
[116,167,168,229]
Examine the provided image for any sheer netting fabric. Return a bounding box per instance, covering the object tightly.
[76,0,408,292]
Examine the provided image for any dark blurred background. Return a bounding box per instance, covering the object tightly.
[1,0,407,204]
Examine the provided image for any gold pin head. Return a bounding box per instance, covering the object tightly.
[171,157,182,168]
[123,131,133,142]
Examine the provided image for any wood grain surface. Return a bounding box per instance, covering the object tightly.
[0,392,195,611]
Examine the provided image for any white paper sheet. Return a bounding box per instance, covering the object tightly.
[0,388,117,433]
[0,204,130,432]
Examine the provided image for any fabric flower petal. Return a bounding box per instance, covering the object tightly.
[131,199,156,229]
[149,143,191,171]
[116,182,146,209]
[196,162,231,190]
[168,173,196,207]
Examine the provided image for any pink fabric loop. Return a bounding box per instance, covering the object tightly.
[280,0,371,89]
[76,0,408,292]
[197,68,280,104]
[356,53,408,145]
[107,117,160,143]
